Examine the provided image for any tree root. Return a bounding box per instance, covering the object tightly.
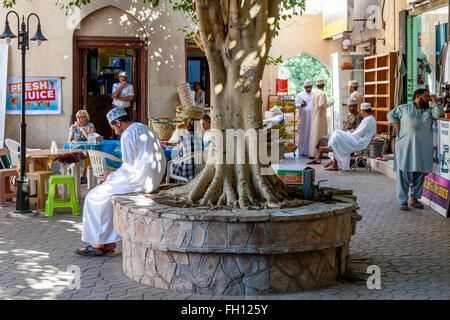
[162,163,303,209]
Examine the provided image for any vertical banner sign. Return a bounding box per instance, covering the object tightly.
[5,77,62,115]
[0,44,8,148]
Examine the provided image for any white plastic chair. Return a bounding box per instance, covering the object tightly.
[166,150,207,184]
[87,150,122,185]
[5,138,41,167]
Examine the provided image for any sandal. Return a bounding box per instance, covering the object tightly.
[400,202,409,211]
[324,166,339,171]
[410,200,424,209]
[75,244,105,257]
[323,161,333,167]
[307,160,321,165]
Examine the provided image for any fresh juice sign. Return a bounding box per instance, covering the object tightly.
[6,77,61,115]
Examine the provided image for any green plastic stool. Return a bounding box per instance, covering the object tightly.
[45,175,80,216]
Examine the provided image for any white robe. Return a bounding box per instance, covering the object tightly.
[295,90,314,156]
[308,90,332,157]
[328,115,376,170]
[82,123,166,244]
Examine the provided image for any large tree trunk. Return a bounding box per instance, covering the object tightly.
[166,0,291,209]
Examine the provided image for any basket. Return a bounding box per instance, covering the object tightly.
[285,144,297,153]
[178,105,204,119]
[149,118,178,141]
[177,83,196,107]
[368,141,385,158]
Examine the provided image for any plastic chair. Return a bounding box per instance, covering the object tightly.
[0,148,9,169]
[87,150,122,185]
[45,175,79,216]
[166,150,206,183]
[5,138,41,167]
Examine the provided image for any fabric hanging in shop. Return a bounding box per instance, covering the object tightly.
[439,42,449,90]
[394,51,407,108]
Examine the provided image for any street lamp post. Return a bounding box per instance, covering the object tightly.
[0,11,47,214]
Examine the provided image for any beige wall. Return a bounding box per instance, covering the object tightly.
[261,14,342,110]
[1,1,187,148]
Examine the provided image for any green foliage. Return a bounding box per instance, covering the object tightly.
[278,53,330,97]
[2,0,307,65]
[2,0,14,8]
[266,55,284,66]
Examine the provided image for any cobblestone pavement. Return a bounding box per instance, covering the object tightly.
[0,157,449,300]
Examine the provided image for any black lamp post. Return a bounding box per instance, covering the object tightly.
[0,11,47,214]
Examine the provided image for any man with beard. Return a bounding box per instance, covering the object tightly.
[388,89,442,211]
[75,107,166,256]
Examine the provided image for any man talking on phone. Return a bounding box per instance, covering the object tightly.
[111,71,134,119]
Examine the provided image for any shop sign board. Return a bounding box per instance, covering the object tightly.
[438,120,450,179]
[5,77,62,115]
[0,44,8,148]
[322,0,354,39]
[421,173,450,217]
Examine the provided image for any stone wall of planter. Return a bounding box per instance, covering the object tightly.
[113,192,362,295]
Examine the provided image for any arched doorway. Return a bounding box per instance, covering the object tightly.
[278,53,331,97]
[278,53,332,132]
[73,6,148,139]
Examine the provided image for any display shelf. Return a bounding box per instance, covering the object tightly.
[364,52,396,136]
[267,94,297,147]
[331,52,368,131]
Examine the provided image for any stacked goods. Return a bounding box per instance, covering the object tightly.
[176,83,204,120]
[268,97,296,113]
[178,105,204,120]
[149,118,178,141]
[263,115,286,141]
[177,83,196,107]
[341,62,353,70]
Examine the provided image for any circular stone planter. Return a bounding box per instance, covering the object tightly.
[113,193,362,295]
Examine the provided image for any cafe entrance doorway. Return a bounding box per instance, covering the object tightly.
[73,37,148,139]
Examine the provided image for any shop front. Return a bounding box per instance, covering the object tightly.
[406,4,448,102]
[404,2,450,217]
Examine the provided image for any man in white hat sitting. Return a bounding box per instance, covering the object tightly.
[295,80,314,157]
[111,71,134,117]
[349,80,363,113]
[312,102,376,171]
[76,107,166,256]
[308,98,363,165]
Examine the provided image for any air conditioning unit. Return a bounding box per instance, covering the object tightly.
[406,0,426,4]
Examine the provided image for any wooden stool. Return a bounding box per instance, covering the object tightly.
[0,169,18,206]
[26,171,55,210]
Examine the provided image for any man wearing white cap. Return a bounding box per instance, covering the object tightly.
[111,71,134,116]
[324,102,376,171]
[349,80,363,113]
[308,78,333,158]
[308,98,363,165]
[76,107,166,256]
[295,80,314,156]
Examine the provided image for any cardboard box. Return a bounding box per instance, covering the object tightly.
[271,164,315,185]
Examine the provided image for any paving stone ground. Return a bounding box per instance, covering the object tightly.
[0,157,449,300]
